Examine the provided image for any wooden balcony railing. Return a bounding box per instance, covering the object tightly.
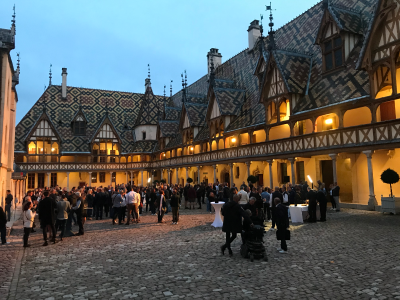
[16,119,400,172]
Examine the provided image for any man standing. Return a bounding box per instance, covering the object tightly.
[5,190,13,222]
[317,188,327,222]
[261,187,270,220]
[275,198,289,254]
[133,187,141,223]
[270,187,283,231]
[38,191,58,246]
[125,187,135,225]
[332,182,340,212]
[223,182,230,203]
[112,190,123,225]
[72,192,85,235]
[95,188,105,220]
[307,187,317,223]
[238,186,249,205]
[56,194,71,241]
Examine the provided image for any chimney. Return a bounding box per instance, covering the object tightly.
[61,68,67,99]
[207,48,222,75]
[248,20,261,50]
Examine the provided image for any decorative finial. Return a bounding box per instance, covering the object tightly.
[266,2,275,34]
[170,80,173,97]
[11,5,16,35]
[49,64,52,86]
[260,14,264,37]
[17,52,20,68]
[184,70,187,88]
[181,73,184,89]
[163,85,166,98]
[148,64,150,79]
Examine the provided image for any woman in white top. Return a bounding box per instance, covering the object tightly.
[23,201,36,248]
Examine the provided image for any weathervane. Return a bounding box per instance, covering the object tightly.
[49,64,52,86]
[266,2,275,34]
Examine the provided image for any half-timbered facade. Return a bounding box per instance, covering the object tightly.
[15,0,400,210]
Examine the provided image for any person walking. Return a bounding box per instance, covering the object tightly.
[0,207,9,245]
[5,190,13,222]
[38,191,58,246]
[220,195,252,256]
[275,198,290,254]
[56,194,71,241]
[22,202,36,247]
[170,189,180,224]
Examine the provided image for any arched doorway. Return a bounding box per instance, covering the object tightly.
[220,167,230,186]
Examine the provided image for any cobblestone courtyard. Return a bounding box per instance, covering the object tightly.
[1,208,400,300]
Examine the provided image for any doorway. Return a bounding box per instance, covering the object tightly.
[258,174,263,186]
[321,160,334,187]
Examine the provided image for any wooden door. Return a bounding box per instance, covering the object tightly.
[380,101,396,121]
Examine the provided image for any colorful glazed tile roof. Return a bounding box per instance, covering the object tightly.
[184,102,208,127]
[193,125,210,142]
[159,120,179,137]
[131,140,158,153]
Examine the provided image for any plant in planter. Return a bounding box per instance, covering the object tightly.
[380,168,400,214]
[247,175,259,186]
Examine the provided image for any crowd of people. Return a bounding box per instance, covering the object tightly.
[0,179,340,253]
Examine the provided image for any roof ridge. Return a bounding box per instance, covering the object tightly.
[52,85,164,97]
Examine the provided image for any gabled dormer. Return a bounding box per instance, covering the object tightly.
[179,102,207,145]
[25,107,62,161]
[90,114,121,163]
[133,76,161,141]
[315,1,364,73]
[71,104,88,136]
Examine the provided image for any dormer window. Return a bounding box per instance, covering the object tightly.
[142,131,146,140]
[324,36,343,71]
[73,115,86,136]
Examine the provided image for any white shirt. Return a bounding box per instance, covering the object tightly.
[126,191,135,204]
[238,190,249,205]
[23,209,35,228]
[134,192,140,204]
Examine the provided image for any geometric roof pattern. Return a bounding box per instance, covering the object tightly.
[15,85,165,154]
[131,140,158,153]
[159,120,179,137]
[184,102,208,127]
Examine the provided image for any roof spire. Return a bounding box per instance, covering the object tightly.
[170,80,173,97]
[184,70,187,88]
[266,2,276,50]
[11,5,16,35]
[322,0,329,9]
[148,64,150,79]
[266,2,275,34]
[260,14,264,38]
[163,85,166,98]
[181,73,186,103]
[49,64,52,86]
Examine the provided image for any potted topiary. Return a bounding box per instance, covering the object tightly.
[247,175,259,187]
[380,168,400,214]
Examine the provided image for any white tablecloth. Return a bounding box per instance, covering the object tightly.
[211,202,225,227]
[289,205,308,223]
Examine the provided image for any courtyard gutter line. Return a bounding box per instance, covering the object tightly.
[7,246,24,300]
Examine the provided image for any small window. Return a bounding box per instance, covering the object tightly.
[323,36,343,71]
[73,116,86,136]
[110,157,116,163]
[91,172,97,184]
[99,172,106,183]
[142,131,146,140]
[38,173,45,188]
[100,157,106,163]
[51,173,57,187]
[28,173,35,189]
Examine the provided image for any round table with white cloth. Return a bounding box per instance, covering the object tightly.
[211,202,225,227]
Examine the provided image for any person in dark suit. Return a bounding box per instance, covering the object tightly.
[317,189,327,222]
[307,187,317,222]
[275,198,289,253]
[221,194,252,256]
[38,191,58,246]
[270,187,283,231]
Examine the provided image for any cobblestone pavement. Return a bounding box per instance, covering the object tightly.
[1,207,400,300]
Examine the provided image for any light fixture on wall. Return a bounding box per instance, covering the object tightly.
[148,178,151,183]
[231,137,236,143]
[51,148,55,152]
[325,118,333,125]
[163,153,166,157]
[190,147,194,151]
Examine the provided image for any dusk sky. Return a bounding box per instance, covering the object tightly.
[1,0,319,123]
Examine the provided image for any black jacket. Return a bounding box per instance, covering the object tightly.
[0,208,7,227]
[170,195,179,208]
[221,201,250,233]
[316,191,327,203]
[223,186,230,199]
[271,191,283,208]
[331,186,340,197]
[38,197,57,225]
[307,190,317,203]
[276,204,289,240]
[5,194,13,205]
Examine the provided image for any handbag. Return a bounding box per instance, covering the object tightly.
[276,229,290,240]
